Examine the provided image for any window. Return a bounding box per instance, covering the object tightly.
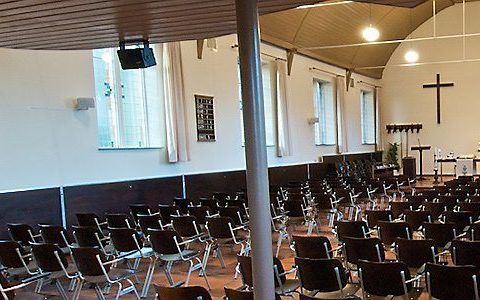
[313,79,335,145]
[361,90,375,144]
[238,60,275,146]
[93,48,164,149]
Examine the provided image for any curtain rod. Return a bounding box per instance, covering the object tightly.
[357,80,381,88]
[309,66,345,77]
[231,44,286,61]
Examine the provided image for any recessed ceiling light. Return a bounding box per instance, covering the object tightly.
[362,25,380,42]
[404,50,419,63]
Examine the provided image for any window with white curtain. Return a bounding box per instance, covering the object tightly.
[238,60,275,146]
[361,90,375,144]
[92,48,164,149]
[313,79,335,145]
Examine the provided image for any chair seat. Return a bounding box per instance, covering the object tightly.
[121,247,155,259]
[276,278,300,294]
[84,268,135,283]
[159,249,199,262]
[308,283,361,299]
[50,264,78,279]
[6,261,37,277]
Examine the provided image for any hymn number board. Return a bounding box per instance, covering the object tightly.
[195,95,216,142]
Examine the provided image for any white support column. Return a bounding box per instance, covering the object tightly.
[234,0,276,299]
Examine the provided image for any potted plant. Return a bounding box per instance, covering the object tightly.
[385,142,400,170]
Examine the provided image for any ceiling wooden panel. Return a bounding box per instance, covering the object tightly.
[260,0,458,78]
[0,0,319,50]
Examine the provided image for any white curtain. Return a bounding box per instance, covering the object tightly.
[275,60,291,157]
[336,76,348,153]
[163,42,189,163]
[374,86,383,151]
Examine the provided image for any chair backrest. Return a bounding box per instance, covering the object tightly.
[282,200,304,217]
[470,222,480,240]
[378,221,411,245]
[404,210,432,231]
[39,224,70,247]
[172,215,199,238]
[7,224,34,246]
[444,211,473,232]
[206,216,234,239]
[358,260,412,297]
[109,227,143,253]
[218,206,244,226]
[295,257,347,293]
[155,285,212,300]
[224,287,253,300]
[105,213,132,229]
[158,205,180,224]
[76,213,100,227]
[72,225,104,248]
[138,214,163,235]
[130,204,151,222]
[188,206,210,225]
[71,246,110,277]
[437,195,458,209]
[199,198,218,214]
[292,235,332,259]
[389,201,412,218]
[365,210,393,228]
[425,263,479,300]
[458,202,480,216]
[395,237,437,268]
[237,255,253,287]
[149,229,183,255]
[452,239,480,268]
[0,241,25,268]
[335,220,369,242]
[237,255,284,288]
[343,237,385,265]
[423,202,447,220]
[173,197,192,214]
[31,243,68,272]
[423,222,456,248]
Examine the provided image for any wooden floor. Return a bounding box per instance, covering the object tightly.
[22,177,448,299]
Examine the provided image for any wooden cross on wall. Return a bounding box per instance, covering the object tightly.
[422,73,454,124]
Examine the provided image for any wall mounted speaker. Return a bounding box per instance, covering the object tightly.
[75,97,95,110]
[117,40,156,70]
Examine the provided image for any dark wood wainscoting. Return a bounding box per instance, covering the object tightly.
[185,170,247,199]
[63,176,183,227]
[268,164,308,186]
[0,188,61,239]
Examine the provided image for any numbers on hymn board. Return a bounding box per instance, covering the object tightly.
[195,95,216,142]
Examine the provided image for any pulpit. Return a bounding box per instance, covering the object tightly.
[411,145,431,180]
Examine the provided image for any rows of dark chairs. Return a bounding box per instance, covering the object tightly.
[0,192,256,299]
[4,174,480,299]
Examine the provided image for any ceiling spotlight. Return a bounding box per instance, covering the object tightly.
[362,25,380,42]
[404,50,419,63]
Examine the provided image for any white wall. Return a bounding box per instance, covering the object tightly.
[0,34,377,191]
[381,2,480,175]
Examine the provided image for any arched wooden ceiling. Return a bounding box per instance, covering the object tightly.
[260,0,467,78]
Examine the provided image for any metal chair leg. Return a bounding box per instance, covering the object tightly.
[55,279,68,300]
[140,257,156,298]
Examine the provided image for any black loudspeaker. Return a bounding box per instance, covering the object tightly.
[117,40,156,70]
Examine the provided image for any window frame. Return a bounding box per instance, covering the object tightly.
[93,47,165,151]
[238,58,276,148]
[313,78,336,146]
[360,89,376,145]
